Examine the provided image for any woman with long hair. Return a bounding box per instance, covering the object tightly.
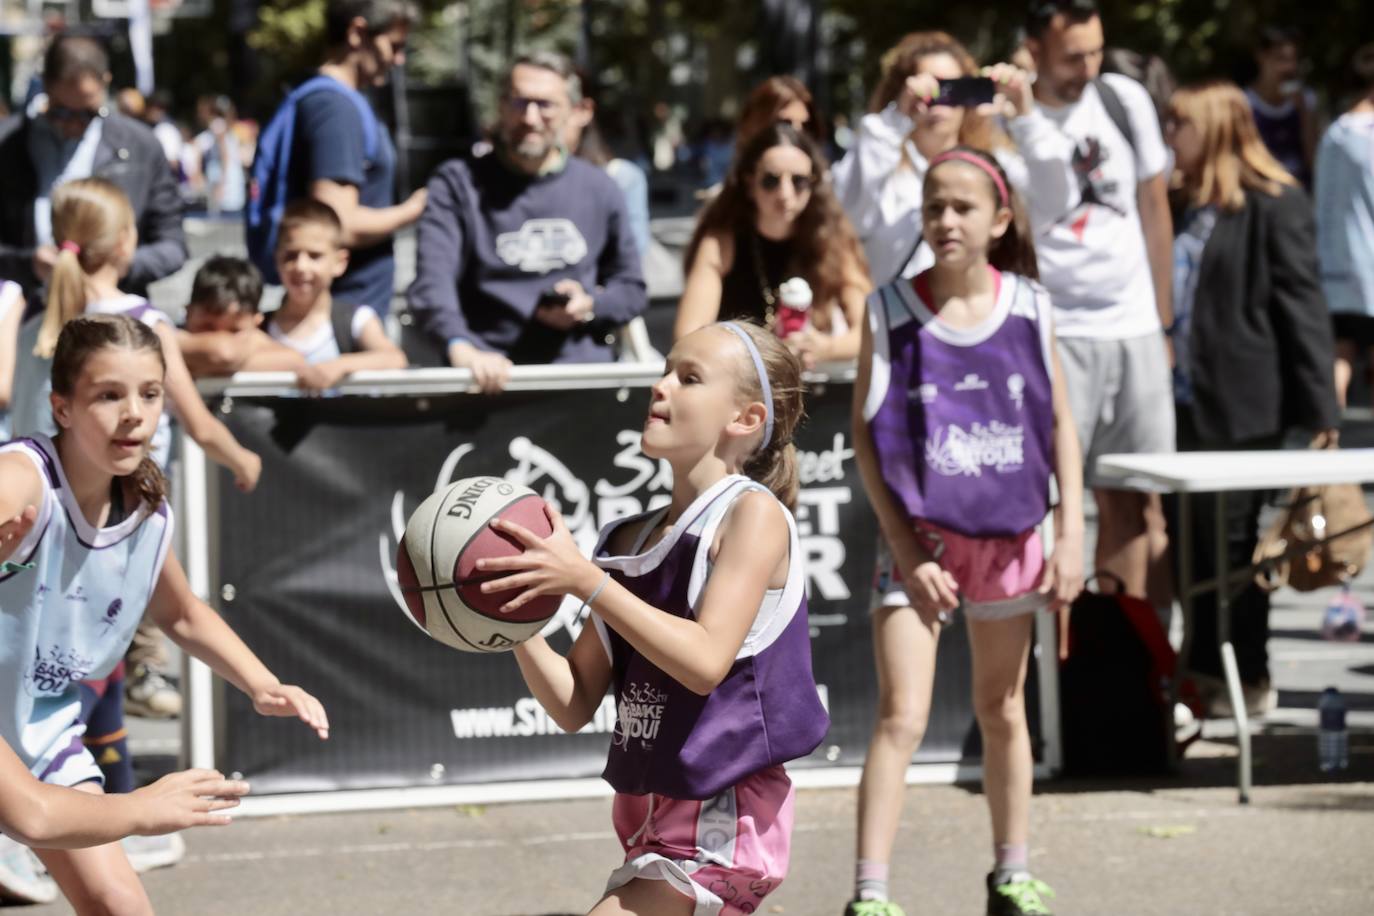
[1165,80,1338,713]
[832,31,1026,286]
[675,123,870,368]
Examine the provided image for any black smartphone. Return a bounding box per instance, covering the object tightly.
[934,77,996,108]
[536,290,571,309]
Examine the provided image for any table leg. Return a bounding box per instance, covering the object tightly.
[1215,491,1252,804]
[1170,492,1193,772]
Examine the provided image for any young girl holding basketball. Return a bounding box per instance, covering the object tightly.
[0,314,328,915]
[844,148,1084,916]
[478,320,829,915]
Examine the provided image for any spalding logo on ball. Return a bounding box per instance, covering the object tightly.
[395,476,561,652]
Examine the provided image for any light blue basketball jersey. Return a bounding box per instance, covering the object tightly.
[10,295,173,469]
[0,435,173,782]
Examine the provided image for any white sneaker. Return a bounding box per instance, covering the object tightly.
[121,832,186,873]
[0,835,59,904]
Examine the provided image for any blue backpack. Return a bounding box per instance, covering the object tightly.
[245,76,379,283]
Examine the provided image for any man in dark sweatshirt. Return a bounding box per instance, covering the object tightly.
[407,51,647,392]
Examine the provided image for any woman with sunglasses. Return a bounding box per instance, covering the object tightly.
[832,31,1026,287]
[675,123,870,369]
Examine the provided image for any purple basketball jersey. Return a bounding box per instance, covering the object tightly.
[862,271,1055,538]
[590,475,829,800]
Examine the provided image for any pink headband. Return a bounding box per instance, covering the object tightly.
[928,150,1009,208]
[59,241,81,256]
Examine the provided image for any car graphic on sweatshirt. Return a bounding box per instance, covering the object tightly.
[496,219,589,273]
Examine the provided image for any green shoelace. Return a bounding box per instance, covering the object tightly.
[848,901,908,916]
[995,877,1055,915]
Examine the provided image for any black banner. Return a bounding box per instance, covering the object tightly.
[210,380,1037,793]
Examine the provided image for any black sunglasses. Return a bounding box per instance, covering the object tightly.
[46,105,104,126]
[759,171,814,193]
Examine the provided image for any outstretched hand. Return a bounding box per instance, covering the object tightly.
[252,683,330,740]
[0,506,38,567]
[129,768,250,834]
[476,504,603,615]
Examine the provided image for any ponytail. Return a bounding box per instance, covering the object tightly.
[36,247,88,358]
[131,456,169,510]
[744,439,801,511]
[35,178,136,359]
[722,321,806,511]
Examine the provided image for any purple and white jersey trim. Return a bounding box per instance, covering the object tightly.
[863,271,1057,538]
[590,475,829,799]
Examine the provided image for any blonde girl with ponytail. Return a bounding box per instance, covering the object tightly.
[470,320,826,915]
[13,178,260,491]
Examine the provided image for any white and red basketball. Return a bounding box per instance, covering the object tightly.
[395,476,561,653]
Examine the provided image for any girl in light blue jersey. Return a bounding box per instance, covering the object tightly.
[0,314,328,915]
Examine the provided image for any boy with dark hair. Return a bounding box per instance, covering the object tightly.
[267,198,407,390]
[179,256,306,377]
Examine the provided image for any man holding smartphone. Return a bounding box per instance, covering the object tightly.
[989,0,1175,605]
[407,51,646,393]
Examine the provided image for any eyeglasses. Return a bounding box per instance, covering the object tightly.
[504,96,564,117]
[759,171,813,193]
[46,105,104,127]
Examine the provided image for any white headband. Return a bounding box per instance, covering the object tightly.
[718,322,775,452]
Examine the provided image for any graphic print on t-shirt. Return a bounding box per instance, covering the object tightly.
[25,646,96,698]
[612,681,669,750]
[1065,135,1129,239]
[496,218,589,273]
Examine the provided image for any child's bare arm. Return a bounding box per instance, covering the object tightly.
[149,548,329,740]
[155,324,261,491]
[851,308,958,611]
[483,498,788,697]
[1042,325,1085,619]
[0,737,247,848]
[234,330,307,373]
[177,330,248,377]
[296,314,407,391]
[513,624,613,733]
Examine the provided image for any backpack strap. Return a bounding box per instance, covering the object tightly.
[330,300,358,355]
[1092,76,1136,159]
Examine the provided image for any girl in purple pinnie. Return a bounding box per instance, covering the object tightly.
[845,147,1085,916]
[478,321,828,915]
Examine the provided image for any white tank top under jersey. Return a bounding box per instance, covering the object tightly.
[10,295,173,468]
[0,281,22,439]
[589,475,807,667]
[0,434,173,783]
[267,306,378,364]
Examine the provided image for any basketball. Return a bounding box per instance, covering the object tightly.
[395,476,562,653]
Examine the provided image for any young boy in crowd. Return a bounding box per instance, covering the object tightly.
[268,198,408,390]
[179,256,307,377]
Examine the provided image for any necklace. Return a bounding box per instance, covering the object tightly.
[750,230,781,328]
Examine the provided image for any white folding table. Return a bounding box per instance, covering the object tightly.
[1095,449,1374,803]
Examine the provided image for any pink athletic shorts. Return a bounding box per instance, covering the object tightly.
[873,521,1047,620]
[605,765,794,915]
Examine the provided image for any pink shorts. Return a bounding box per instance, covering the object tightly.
[874,521,1046,620]
[606,765,794,915]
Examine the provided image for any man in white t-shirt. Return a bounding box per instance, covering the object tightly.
[994,0,1175,602]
